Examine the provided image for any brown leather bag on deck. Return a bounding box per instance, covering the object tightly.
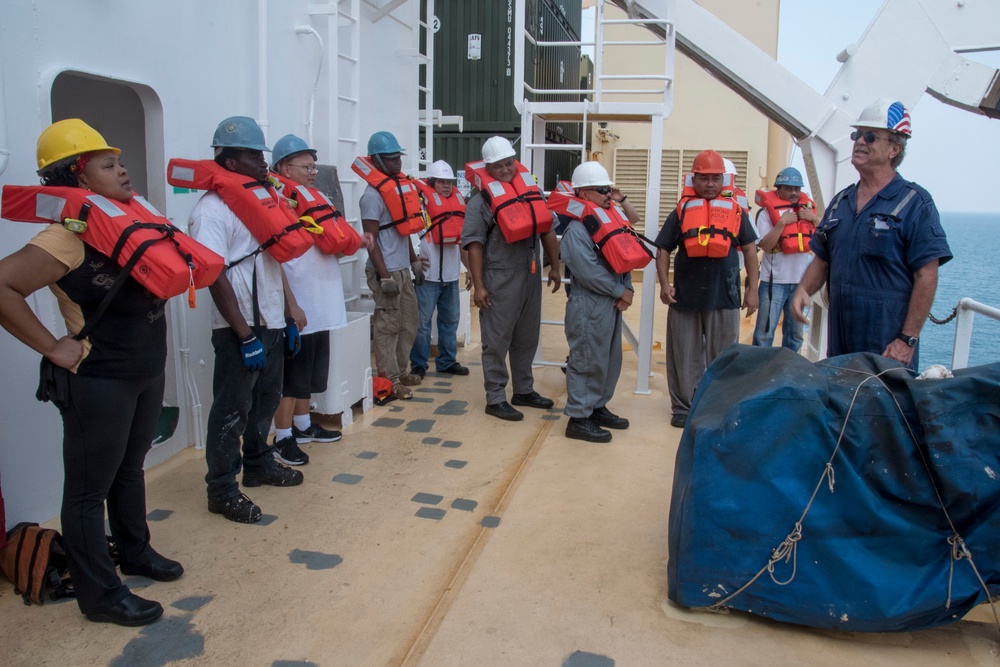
[0,522,74,605]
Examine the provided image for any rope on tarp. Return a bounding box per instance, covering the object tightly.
[710,363,1000,631]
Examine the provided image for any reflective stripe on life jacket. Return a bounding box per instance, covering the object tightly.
[547,181,652,273]
[676,196,742,259]
[754,189,817,254]
[351,156,425,236]
[167,158,314,263]
[465,159,553,243]
[414,180,464,245]
[1,185,224,302]
[272,174,364,256]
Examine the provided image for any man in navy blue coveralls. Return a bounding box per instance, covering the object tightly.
[792,98,952,370]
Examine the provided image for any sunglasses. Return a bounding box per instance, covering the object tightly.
[589,186,612,195]
[850,130,886,144]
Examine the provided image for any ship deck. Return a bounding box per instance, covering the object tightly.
[2,283,997,666]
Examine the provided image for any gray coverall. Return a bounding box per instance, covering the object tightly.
[462,194,543,405]
[560,219,632,418]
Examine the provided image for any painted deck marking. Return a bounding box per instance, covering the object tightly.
[356,451,378,459]
[415,507,446,520]
[564,650,615,667]
[415,388,451,394]
[542,414,561,421]
[441,440,462,448]
[444,460,467,469]
[172,596,213,612]
[405,419,435,433]
[289,549,343,570]
[481,516,501,528]
[412,492,444,505]
[411,397,435,403]
[372,417,405,428]
[423,437,442,445]
[434,400,468,416]
[257,515,278,526]
[332,473,363,485]
[451,498,477,512]
[146,509,173,521]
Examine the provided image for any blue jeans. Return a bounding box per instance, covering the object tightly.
[205,327,284,501]
[410,280,460,371]
[753,281,804,352]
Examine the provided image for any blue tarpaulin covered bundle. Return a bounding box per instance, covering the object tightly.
[667,346,1000,632]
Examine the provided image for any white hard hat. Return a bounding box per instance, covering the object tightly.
[852,97,912,137]
[722,158,737,176]
[570,162,613,188]
[427,159,455,180]
[481,136,516,164]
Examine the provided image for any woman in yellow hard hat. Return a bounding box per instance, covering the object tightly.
[0,119,182,626]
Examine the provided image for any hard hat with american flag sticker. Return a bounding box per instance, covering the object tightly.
[852,97,912,137]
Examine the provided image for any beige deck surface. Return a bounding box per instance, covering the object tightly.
[2,282,997,666]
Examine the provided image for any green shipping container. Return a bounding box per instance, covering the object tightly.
[429,0,583,132]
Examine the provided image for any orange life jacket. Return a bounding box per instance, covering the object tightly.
[676,174,743,259]
[351,156,425,236]
[753,189,817,254]
[724,184,750,215]
[465,159,553,243]
[272,174,364,256]
[167,159,315,263]
[547,182,652,273]
[1,185,224,304]
[414,180,464,245]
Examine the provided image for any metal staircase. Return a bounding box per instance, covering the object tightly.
[515,0,675,394]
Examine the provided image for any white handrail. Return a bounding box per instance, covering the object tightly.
[951,298,1000,370]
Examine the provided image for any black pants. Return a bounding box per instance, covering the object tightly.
[59,370,165,613]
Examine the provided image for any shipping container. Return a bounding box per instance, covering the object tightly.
[428,0,582,132]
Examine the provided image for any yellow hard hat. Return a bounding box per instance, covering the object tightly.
[36,119,120,173]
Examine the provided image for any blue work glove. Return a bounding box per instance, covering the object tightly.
[239,333,266,371]
[285,317,302,358]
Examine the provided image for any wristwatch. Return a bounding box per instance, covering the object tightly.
[897,333,918,347]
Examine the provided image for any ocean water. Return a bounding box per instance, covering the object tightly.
[918,211,1000,369]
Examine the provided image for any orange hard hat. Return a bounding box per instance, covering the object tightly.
[691,150,725,174]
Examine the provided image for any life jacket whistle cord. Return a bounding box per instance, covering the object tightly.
[677,173,742,259]
[414,180,465,245]
[272,174,364,256]
[754,189,817,254]
[547,181,652,273]
[1,185,224,304]
[351,156,425,236]
[465,160,553,244]
[166,158,314,265]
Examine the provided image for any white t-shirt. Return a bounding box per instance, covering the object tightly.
[420,240,461,283]
[755,208,813,284]
[189,192,286,330]
[360,185,412,272]
[282,244,347,334]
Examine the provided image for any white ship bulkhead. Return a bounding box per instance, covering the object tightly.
[0,0,423,528]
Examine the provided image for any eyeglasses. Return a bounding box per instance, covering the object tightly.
[589,186,612,195]
[289,163,318,174]
[850,130,887,144]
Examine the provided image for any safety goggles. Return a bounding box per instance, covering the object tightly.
[589,186,612,195]
[850,130,887,144]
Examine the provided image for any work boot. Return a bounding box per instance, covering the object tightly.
[511,391,554,409]
[207,492,262,524]
[243,462,303,487]
[485,401,524,421]
[565,417,612,443]
[590,406,629,430]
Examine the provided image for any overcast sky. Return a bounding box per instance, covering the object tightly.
[777,0,1000,213]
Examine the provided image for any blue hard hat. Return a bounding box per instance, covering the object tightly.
[367,131,405,156]
[774,167,804,187]
[272,134,317,167]
[211,116,270,152]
